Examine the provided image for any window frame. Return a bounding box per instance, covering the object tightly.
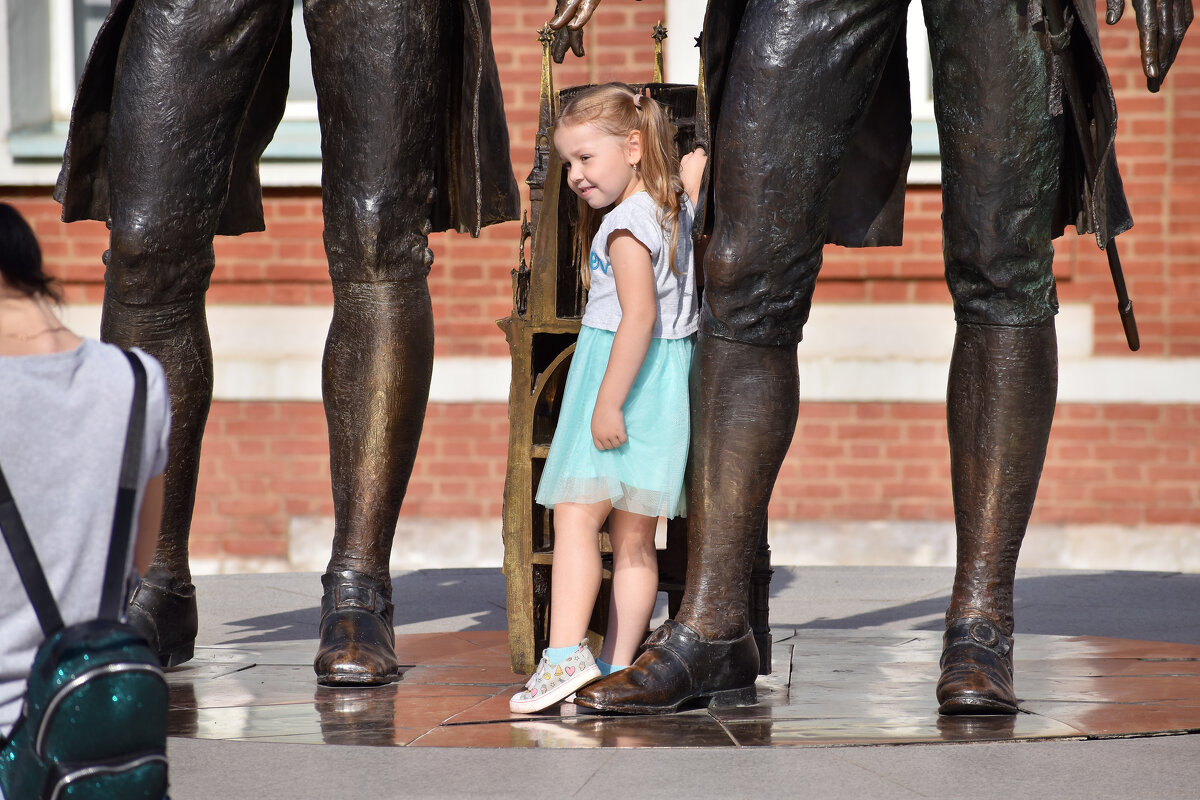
[1,0,322,187]
[2,0,941,188]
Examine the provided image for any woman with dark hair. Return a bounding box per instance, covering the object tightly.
[0,203,61,304]
[0,202,171,738]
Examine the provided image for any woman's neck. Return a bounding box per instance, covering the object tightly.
[0,290,81,356]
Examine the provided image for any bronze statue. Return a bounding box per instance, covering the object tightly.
[55,0,519,685]
[549,0,1191,714]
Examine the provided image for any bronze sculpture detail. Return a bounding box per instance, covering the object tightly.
[56,0,519,684]
[550,0,1191,714]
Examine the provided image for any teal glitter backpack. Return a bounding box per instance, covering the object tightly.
[0,351,168,800]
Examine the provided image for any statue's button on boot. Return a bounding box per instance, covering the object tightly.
[314,570,399,686]
[574,620,759,714]
[126,565,198,668]
[936,617,1017,715]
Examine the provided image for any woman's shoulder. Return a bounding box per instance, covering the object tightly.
[77,338,153,369]
[120,346,169,403]
[84,342,172,450]
[76,340,169,401]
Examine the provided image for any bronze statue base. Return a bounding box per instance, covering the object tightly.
[164,626,1200,747]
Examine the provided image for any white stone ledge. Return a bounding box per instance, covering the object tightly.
[187,516,1200,576]
[59,303,1200,404]
[797,356,1200,404]
[767,521,1200,574]
[288,516,505,573]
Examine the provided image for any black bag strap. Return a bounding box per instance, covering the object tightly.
[100,350,148,619]
[0,348,148,634]
[0,468,63,635]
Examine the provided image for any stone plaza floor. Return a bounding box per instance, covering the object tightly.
[164,566,1200,799]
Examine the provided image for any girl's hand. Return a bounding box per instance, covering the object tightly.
[591,402,627,450]
[680,147,707,206]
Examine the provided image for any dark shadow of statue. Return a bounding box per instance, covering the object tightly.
[54,0,519,685]
[549,0,1191,715]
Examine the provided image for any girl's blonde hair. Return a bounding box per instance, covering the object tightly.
[556,83,683,291]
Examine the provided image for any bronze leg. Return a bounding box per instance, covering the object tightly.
[925,0,1061,715]
[578,0,908,714]
[305,0,446,685]
[104,293,209,666]
[676,336,799,639]
[102,292,211,583]
[105,0,289,667]
[937,320,1058,714]
[322,280,434,580]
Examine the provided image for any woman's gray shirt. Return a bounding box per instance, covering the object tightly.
[0,339,170,736]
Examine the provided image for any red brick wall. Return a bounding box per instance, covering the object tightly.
[5,0,1199,563]
[183,402,512,561]
[774,402,1200,527]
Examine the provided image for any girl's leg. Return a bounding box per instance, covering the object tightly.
[601,509,660,666]
[511,500,609,713]
[548,500,611,649]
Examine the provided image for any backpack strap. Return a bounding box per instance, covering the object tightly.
[0,466,64,636]
[0,348,148,633]
[99,349,148,619]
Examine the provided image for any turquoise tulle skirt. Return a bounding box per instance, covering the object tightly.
[535,325,694,519]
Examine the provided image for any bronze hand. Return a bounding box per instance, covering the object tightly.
[548,0,601,61]
[550,0,605,29]
[549,0,643,63]
[1107,0,1194,91]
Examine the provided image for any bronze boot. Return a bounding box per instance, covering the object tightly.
[314,570,399,686]
[937,321,1057,715]
[316,279,434,685]
[936,617,1016,714]
[104,293,214,668]
[575,620,759,713]
[126,565,198,668]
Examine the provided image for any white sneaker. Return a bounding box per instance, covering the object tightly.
[509,641,602,714]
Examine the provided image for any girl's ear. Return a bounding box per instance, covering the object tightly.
[625,129,642,167]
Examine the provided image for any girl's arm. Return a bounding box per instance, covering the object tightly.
[680,147,708,207]
[591,230,657,450]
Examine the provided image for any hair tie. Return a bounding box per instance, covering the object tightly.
[632,93,643,110]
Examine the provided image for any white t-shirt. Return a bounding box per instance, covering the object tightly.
[0,339,170,737]
[580,191,699,339]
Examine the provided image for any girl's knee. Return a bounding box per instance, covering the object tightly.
[609,519,659,567]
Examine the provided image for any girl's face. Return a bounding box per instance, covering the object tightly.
[554,121,643,209]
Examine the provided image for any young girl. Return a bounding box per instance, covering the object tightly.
[510,84,707,713]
